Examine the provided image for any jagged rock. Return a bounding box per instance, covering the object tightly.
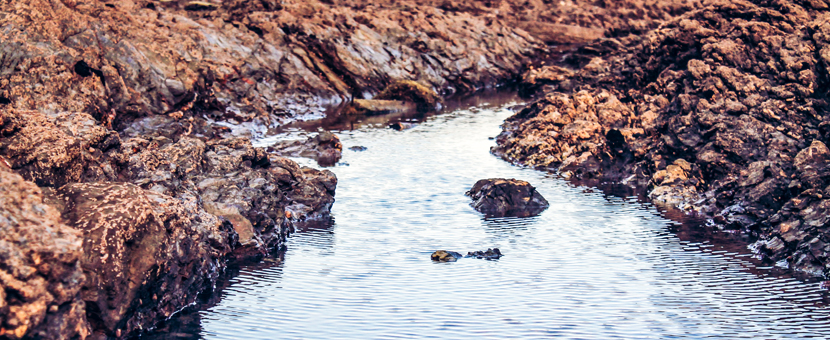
[466,178,549,217]
[0,166,89,340]
[47,182,234,339]
[268,131,344,167]
[497,0,830,277]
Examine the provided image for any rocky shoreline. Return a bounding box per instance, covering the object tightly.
[494,0,830,279]
[4,0,803,338]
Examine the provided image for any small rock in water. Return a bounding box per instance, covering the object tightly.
[349,146,368,152]
[431,250,462,262]
[389,122,415,131]
[466,248,503,260]
[466,178,549,217]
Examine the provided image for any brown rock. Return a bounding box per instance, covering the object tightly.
[344,99,419,116]
[50,182,234,338]
[0,166,89,340]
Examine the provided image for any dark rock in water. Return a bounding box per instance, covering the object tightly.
[466,248,503,260]
[466,178,549,217]
[390,122,416,131]
[349,146,368,152]
[269,131,343,167]
[431,250,463,262]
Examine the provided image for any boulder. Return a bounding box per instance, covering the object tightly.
[466,178,549,217]
[48,182,234,339]
[0,166,89,340]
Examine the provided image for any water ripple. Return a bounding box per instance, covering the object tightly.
[148,96,830,339]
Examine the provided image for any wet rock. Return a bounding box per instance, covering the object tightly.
[0,166,89,340]
[431,250,463,262]
[389,122,416,131]
[794,141,830,190]
[466,178,549,217]
[374,81,442,111]
[49,182,233,339]
[344,99,418,116]
[0,108,336,336]
[466,248,503,260]
[269,131,344,167]
[348,146,368,152]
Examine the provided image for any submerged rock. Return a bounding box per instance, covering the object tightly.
[389,122,416,131]
[466,248,503,260]
[431,250,463,262]
[348,146,368,152]
[466,178,549,217]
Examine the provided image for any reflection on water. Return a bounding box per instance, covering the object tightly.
[147,92,830,339]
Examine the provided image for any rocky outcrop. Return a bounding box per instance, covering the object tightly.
[0,166,89,340]
[46,182,234,338]
[0,0,713,337]
[466,178,549,217]
[268,131,343,167]
[0,109,336,337]
[0,0,547,128]
[495,0,830,277]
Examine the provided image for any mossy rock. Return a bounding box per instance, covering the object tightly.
[375,80,441,111]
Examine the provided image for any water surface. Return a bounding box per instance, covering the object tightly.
[150,94,830,339]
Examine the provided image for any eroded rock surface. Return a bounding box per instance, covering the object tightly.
[0,109,335,337]
[466,178,549,217]
[47,182,234,338]
[0,166,88,340]
[268,131,344,167]
[495,0,830,277]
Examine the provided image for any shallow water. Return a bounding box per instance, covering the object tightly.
[149,94,830,339]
